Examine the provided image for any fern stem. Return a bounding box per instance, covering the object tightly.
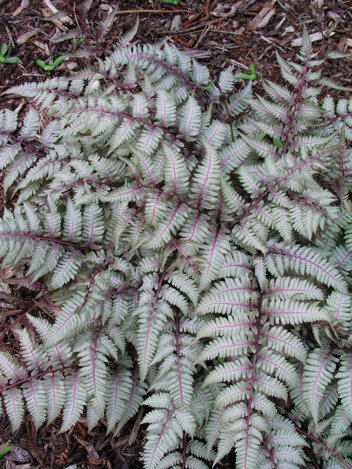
[149,407,175,468]
[142,266,170,375]
[337,249,352,271]
[0,130,46,157]
[171,240,201,275]
[60,0,106,53]
[243,300,261,469]
[327,111,352,123]
[181,433,187,469]
[281,33,310,156]
[235,147,337,225]
[263,439,278,469]
[175,314,184,407]
[78,264,110,314]
[0,277,45,291]
[140,184,199,211]
[128,53,205,103]
[72,107,192,150]
[91,70,135,95]
[222,99,235,142]
[288,195,328,217]
[104,285,141,299]
[92,326,103,410]
[0,366,74,393]
[0,233,88,253]
[294,426,352,469]
[334,180,350,214]
[268,248,344,291]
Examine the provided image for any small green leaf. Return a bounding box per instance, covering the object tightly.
[0,446,12,458]
[249,63,257,77]
[257,131,266,141]
[236,63,257,80]
[0,43,21,64]
[161,0,180,5]
[36,56,66,72]
[235,73,253,80]
[36,59,49,70]
[1,43,8,56]
[218,357,225,364]
[3,56,21,64]
[273,137,283,149]
[52,56,66,68]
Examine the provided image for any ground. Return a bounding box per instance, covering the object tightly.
[0,0,351,468]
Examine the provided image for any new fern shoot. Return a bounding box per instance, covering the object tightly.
[0,26,352,469]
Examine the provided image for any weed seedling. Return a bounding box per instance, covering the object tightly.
[257,131,283,149]
[161,0,180,5]
[235,63,258,80]
[36,56,67,73]
[0,446,12,459]
[0,43,21,64]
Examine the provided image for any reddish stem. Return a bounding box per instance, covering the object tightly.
[294,425,352,469]
[0,233,88,252]
[263,440,278,469]
[0,365,74,393]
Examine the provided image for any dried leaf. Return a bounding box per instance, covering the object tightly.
[16,31,36,45]
[235,0,256,13]
[41,8,68,31]
[170,14,182,31]
[42,0,72,23]
[12,0,29,17]
[248,0,276,31]
[6,446,30,463]
[212,3,237,18]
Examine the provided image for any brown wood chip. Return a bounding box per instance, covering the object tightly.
[248,0,276,31]
[16,31,36,45]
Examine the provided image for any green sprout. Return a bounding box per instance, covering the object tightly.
[206,80,214,91]
[36,56,67,72]
[161,0,180,5]
[0,446,12,459]
[273,137,283,149]
[0,43,21,64]
[235,63,258,80]
[72,37,85,52]
[257,131,283,149]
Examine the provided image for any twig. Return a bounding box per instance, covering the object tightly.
[195,24,210,48]
[210,29,244,35]
[128,408,144,446]
[114,9,192,15]
[157,18,222,35]
[181,0,211,29]
[5,25,15,48]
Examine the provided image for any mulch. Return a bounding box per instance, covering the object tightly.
[0,0,351,468]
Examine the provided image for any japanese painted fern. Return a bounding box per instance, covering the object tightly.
[1,27,352,468]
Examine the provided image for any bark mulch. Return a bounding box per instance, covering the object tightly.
[0,1,351,468]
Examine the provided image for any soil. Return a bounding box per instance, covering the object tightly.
[0,0,351,468]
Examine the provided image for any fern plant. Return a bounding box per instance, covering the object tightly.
[0,26,352,469]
